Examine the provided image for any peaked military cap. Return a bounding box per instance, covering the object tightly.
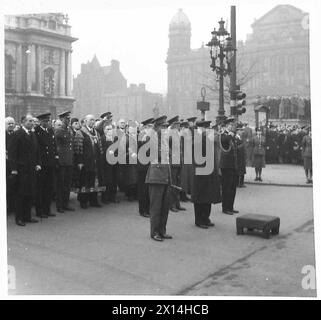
[180,121,189,128]
[187,116,197,123]
[100,112,113,119]
[168,115,179,125]
[196,120,212,128]
[223,117,236,125]
[37,112,51,120]
[153,115,168,126]
[58,111,71,118]
[141,117,154,126]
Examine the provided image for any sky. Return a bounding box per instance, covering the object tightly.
[1,0,317,94]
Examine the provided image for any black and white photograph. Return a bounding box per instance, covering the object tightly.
[1,0,320,300]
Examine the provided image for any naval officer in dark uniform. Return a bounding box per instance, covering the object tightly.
[219,117,239,215]
[192,120,221,228]
[55,111,75,213]
[145,116,172,242]
[34,113,58,218]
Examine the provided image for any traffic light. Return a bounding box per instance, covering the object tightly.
[235,90,246,115]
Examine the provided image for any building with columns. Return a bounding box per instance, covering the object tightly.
[166,6,310,124]
[4,13,77,120]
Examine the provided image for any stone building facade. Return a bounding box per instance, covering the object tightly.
[73,56,163,121]
[104,83,163,122]
[166,5,310,124]
[72,57,127,118]
[4,13,77,121]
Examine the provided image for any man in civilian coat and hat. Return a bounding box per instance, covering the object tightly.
[55,110,75,213]
[145,115,173,241]
[8,114,41,226]
[34,113,58,218]
[219,117,239,215]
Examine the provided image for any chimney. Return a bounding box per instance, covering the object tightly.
[111,59,120,71]
[138,83,146,91]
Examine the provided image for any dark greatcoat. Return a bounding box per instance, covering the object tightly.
[236,135,246,175]
[101,136,118,185]
[191,131,221,204]
[117,132,138,187]
[8,128,41,196]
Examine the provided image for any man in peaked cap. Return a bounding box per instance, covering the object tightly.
[55,110,75,213]
[96,112,113,135]
[219,116,239,215]
[145,114,173,241]
[168,116,185,212]
[137,117,154,218]
[34,112,58,218]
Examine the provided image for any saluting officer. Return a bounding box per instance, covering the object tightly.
[55,111,75,213]
[145,115,173,242]
[219,117,239,215]
[34,113,58,218]
[137,117,154,218]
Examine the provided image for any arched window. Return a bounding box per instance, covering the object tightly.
[44,67,55,96]
[5,54,15,92]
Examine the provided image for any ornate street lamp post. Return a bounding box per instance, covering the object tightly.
[206,18,236,122]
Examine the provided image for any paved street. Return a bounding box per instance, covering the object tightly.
[7,167,316,296]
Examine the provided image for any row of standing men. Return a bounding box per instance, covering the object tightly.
[6,111,243,241]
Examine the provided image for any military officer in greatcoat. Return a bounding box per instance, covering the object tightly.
[145,115,173,242]
[55,111,75,213]
[8,115,41,226]
[34,113,58,218]
[219,117,239,215]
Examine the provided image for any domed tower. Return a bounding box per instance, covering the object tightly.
[168,8,191,56]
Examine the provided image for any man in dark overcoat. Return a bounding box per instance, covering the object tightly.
[192,121,221,228]
[8,115,41,226]
[34,113,58,218]
[6,116,16,214]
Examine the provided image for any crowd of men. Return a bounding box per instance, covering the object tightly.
[5,111,311,241]
[257,123,311,165]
